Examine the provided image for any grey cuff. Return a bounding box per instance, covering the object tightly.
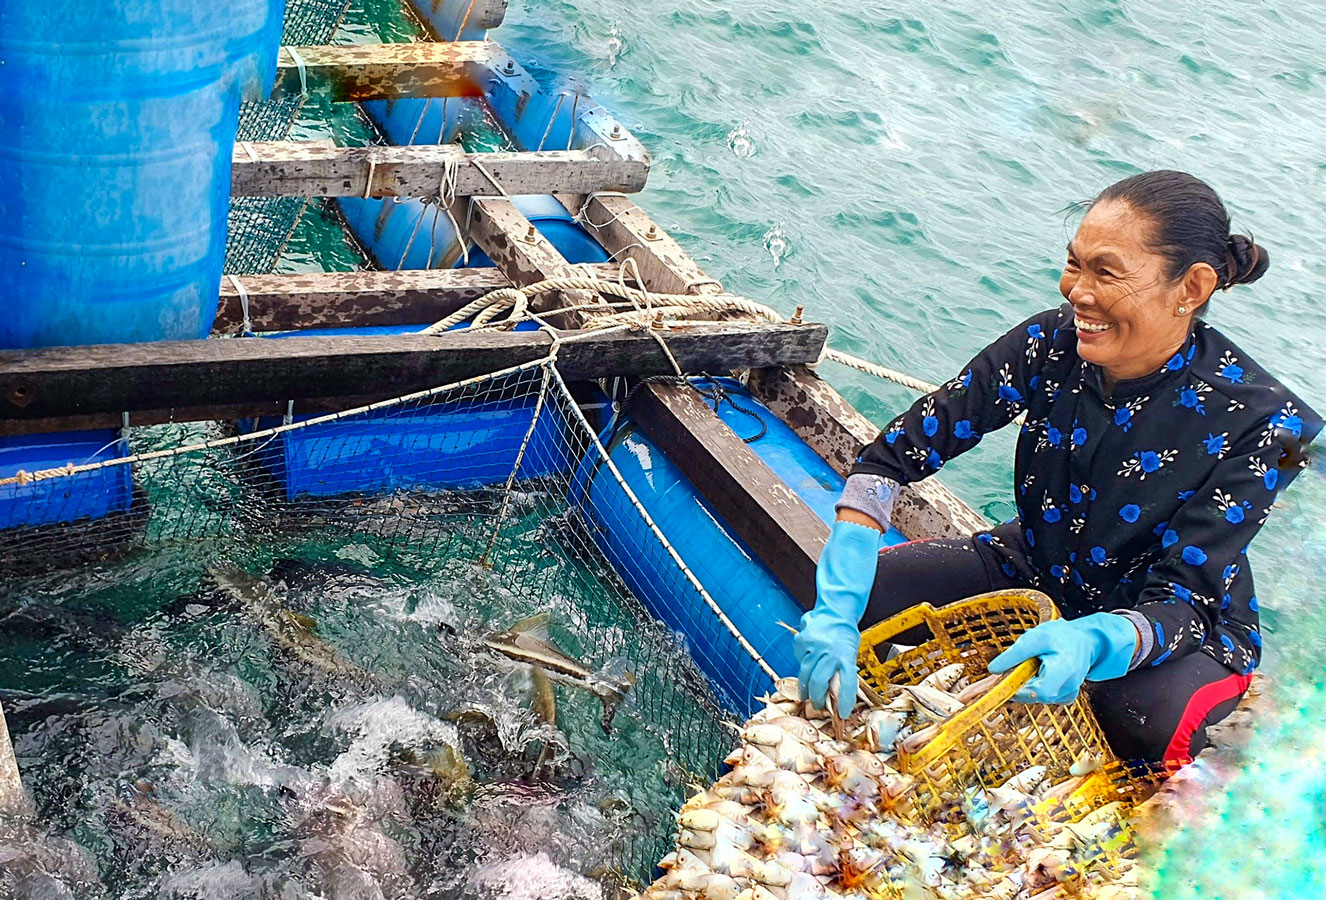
[1113,609,1153,670]
[836,474,898,530]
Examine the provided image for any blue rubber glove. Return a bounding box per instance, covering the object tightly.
[988,613,1139,704]
[794,520,883,718]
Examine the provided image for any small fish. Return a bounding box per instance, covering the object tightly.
[207,565,373,682]
[856,708,908,753]
[1069,751,1103,777]
[955,673,1003,704]
[1000,766,1048,795]
[109,780,214,855]
[903,684,965,721]
[919,664,966,692]
[483,611,634,733]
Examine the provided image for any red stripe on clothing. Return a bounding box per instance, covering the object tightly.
[877,538,936,554]
[1162,672,1253,769]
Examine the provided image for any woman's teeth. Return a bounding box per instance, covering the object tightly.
[1075,317,1114,334]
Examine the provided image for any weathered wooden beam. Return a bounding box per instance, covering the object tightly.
[272,42,511,101]
[747,365,990,539]
[464,197,604,322]
[214,263,633,335]
[231,142,648,198]
[558,193,723,297]
[0,322,828,422]
[630,381,828,609]
[0,702,29,818]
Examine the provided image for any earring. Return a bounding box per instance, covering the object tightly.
[1177,306,1187,315]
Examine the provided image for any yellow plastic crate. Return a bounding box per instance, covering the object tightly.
[856,589,1142,818]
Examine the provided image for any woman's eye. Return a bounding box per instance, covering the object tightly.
[1065,259,1079,269]
[1098,268,1115,278]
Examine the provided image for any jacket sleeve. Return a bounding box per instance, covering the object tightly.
[850,307,1067,485]
[1114,420,1304,671]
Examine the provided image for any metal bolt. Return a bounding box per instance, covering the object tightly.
[523,225,538,243]
[650,311,665,330]
[504,59,515,74]
[790,305,805,325]
[609,124,623,140]
[645,224,659,241]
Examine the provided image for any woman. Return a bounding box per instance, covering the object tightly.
[795,171,1321,764]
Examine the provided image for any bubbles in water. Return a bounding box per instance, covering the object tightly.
[763,222,791,269]
[726,120,756,158]
[604,21,625,69]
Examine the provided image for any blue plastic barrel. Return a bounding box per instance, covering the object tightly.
[0,0,285,348]
[579,380,906,713]
[0,431,133,529]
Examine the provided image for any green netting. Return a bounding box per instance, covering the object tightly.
[0,360,760,895]
[225,0,357,277]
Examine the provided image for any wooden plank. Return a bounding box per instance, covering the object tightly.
[272,42,511,101]
[0,397,386,437]
[214,263,634,335]
[231,142,648,198]
[0,322,827,422]
[464,197,604,323]
[747,365,990,540]
[0,702,29,817]
[558,193,723,297]
[630,381,828,609]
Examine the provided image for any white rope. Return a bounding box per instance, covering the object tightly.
[239,141,259,163]
[362,158,377,199]
[546,364,779,681]
[226,275,253,336]
[821,349,940,394]
[537,92,568,152]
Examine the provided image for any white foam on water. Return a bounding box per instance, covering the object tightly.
[325,695,462,786]
[466,851,604,900]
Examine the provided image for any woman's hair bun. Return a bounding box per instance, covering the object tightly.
[1226,234,1270,289]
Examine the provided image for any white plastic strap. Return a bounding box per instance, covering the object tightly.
[286,47,309,98]
[226,275,253,336]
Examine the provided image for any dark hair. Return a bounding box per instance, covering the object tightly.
[1094,171,1269,301]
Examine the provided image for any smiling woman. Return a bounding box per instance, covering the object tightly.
[794,170,1323,765]
[1064,171,1270,387]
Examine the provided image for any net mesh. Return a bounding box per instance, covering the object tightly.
[225,0,357,277]
[0,357,775,888]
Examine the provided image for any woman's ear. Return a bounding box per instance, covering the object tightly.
[1181,262,1219,312]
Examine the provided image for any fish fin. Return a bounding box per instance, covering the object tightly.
[774,620,800,635]
[508,610,552,639]
[290,612,319,631]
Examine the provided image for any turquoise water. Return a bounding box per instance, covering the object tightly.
[483,2,1326,895]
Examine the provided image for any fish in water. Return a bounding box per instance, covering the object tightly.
[206,564,374,684]
[107,780,215,857]
[282,779,416,900]
[483,612,635,734]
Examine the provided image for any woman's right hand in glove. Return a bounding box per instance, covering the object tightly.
[793,515,883,718]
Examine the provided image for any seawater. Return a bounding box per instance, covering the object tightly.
[483,2,1325,896]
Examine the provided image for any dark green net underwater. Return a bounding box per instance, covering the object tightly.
[0,362,767,891]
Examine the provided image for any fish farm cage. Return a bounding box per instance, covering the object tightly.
[0,352,792,887]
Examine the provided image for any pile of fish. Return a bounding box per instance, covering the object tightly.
[634,669,1141,900]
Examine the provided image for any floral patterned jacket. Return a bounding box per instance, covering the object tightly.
[849,304,1321,674]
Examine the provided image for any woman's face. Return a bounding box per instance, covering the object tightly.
[1059,200,1209,381]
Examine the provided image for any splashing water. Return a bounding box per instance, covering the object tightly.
[0,514,722,896]
[726,120,756,158]
[603,21,625,69]
[762,221,791,269]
